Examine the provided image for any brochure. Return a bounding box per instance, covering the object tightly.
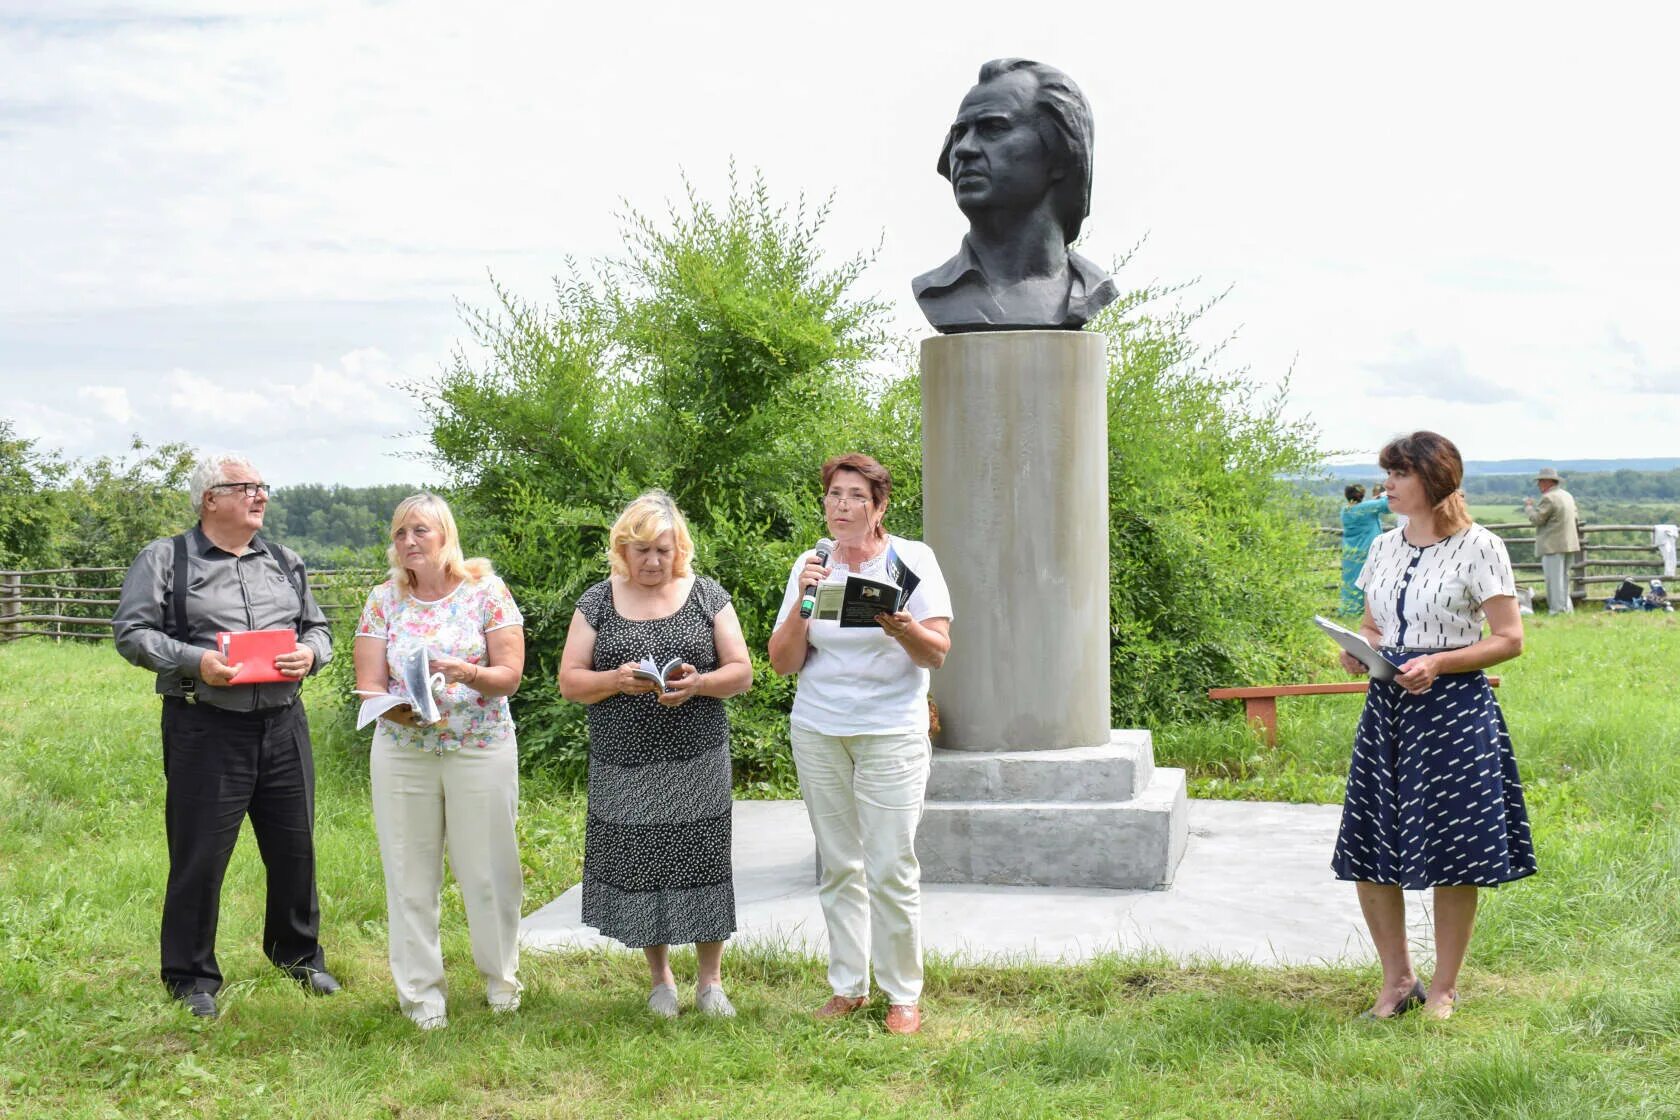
[812,574,907,628]
[353,647,445,729]
[630,655,690,693]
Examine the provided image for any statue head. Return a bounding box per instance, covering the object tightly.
[936,58,1093,243]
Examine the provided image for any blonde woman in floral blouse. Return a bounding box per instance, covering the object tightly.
[353,493,525,1030]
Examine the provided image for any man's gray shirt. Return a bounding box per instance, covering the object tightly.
[113,524,333,712]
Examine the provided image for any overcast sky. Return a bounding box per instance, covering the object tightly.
[4,1,1678,485]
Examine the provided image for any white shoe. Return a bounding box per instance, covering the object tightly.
[696,985,736,1019]
[488,993,521,1015]
[647,983,679,1019]
[408,1011,448,1031]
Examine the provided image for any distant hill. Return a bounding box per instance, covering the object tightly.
[1307,459,1680,509]
[1329,458,1680,478]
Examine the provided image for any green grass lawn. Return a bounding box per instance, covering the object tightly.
[3,616,1679,1118]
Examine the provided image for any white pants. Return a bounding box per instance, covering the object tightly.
[790,724,931,1005]
[1541,552,1573,613]
[371,726,523,1022]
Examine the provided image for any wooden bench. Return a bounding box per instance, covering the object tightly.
[1208,677,1501,746]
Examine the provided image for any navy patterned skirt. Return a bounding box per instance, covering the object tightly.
[1331,649,1537,888]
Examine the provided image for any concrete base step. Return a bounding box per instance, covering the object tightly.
[926,730,1155,802]
[917,765,1187,889]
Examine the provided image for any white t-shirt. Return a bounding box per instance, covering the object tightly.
[1355,522,1516,649]
[774,535,953,736]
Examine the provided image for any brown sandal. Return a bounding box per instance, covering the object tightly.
[814,994,867,1019]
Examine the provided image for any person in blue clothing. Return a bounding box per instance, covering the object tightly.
[1340,484,1390,614]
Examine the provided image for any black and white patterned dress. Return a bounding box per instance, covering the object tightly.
[1332,523,1538,888]
[577,577,736,947]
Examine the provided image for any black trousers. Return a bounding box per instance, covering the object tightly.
[160,697,326,995]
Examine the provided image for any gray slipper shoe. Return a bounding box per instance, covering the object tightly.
[696,984,736,1019]
[647,983,680,1019]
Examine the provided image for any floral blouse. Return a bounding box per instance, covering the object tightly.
[356,575,523,753]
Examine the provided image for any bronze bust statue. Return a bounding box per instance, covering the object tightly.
[913,59,1118,333]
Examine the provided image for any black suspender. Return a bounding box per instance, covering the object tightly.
[170,532,191,642]
[169,532,195,697]
[253,533,308,636]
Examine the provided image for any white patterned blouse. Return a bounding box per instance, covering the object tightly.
[1355,522,1517,649]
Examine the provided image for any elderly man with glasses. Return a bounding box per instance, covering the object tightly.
[113,453,339,1018]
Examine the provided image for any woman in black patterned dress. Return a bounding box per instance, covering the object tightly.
[1334,431,1533,1021]
[558,492,753,1018]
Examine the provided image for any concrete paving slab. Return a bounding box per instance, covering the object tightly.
[521,799,1433,966]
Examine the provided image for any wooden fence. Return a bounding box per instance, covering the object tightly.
[0,567,381,643]
[1316,520,1675,607]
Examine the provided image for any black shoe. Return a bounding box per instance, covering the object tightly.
[299,969,342,996]
[178,991,218,1018]
[1358,979,1426,1020]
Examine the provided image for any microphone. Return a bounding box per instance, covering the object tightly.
[799,538,834,619]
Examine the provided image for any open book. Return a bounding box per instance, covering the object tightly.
[354,647,446,729]
[812,574,909,628]
[630,655,689,693]
[1313,615,1400,682]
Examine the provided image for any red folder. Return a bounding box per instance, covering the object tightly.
[216,629,298,684]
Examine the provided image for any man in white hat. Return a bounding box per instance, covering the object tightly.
[1524,467,1579,613]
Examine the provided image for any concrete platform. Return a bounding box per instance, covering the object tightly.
[521,798,1431,966]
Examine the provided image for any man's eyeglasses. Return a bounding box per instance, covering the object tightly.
[208,482,270,499]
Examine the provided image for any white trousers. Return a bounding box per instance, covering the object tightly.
[371,726,523,1022]
[1541,552,1573,613]
[790,724,931,1005]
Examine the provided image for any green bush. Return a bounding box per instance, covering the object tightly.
[1092,275,1327,723]
[418,170,909,784]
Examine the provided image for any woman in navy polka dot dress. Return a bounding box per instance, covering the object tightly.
[1332,431,1535,1021]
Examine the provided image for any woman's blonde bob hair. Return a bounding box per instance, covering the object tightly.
[607,490,694,580]
[386,492,493,597]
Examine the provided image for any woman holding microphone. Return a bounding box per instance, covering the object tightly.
[768,453,952,1036]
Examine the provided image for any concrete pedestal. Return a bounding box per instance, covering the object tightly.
[921,330,1110,752]
[917,330,1186,889]
[916,731,1188,889]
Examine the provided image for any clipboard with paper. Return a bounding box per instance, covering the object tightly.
[1313,615,1401,682]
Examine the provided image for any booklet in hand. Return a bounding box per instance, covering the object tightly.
[216,628,296,684]
[630,656,689,693]
[353,647,446,729]
[353,692,411,730]
[1312,615,1401,682]
[812,574,907,628]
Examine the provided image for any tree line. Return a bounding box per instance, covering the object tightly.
[0,427,413,571]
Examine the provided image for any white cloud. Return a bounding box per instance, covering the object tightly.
[161,347,420,440]
[76,384,133,423]
[1361,334,1510,406]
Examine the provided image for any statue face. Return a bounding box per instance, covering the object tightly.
[946,71,1060,216]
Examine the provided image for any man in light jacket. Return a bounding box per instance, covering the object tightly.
[1524,467,1579,614]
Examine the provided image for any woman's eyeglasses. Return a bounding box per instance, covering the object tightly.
[823,493,869,509]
